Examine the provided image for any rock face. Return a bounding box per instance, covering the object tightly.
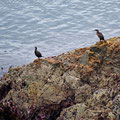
[0,37,120,120]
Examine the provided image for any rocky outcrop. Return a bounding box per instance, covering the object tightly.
[0,37,120,120]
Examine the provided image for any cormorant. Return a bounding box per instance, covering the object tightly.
[34,47,42,59]
[94,29,106,42]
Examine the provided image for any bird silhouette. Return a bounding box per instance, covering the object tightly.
[34,47,43,59]
[94,29,106,43]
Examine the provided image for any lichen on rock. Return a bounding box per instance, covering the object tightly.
[0,36,120,120]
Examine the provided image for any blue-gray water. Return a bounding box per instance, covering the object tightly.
[0,0,120,78]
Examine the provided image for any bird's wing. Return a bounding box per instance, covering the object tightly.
[38,51,42,56]
[99,32,105,40]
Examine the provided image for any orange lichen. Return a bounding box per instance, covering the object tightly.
[83,65,93,73]
[106,40,120,57]
[33,59,42,68]
[114,46,120,54]
[75,48,89,55]
[89,51,95,55]
[32,36,120,71]
[106,60,113,65]
[75,55,83,61]
[45,58,61,64]
[88,51,101,67]
[34,59,41,64]
[86,37,120,68]
[99,42,107,48]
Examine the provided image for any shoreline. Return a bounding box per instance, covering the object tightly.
[0,36,120,120]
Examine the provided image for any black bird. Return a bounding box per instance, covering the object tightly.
[34,47,42,59]
[94,29,106,42]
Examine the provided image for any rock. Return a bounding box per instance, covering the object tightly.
[112,94,120,115]
[108,112,115,120]
[57,103,87,120]
[75,84,91,103]
[0,36,120,119]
